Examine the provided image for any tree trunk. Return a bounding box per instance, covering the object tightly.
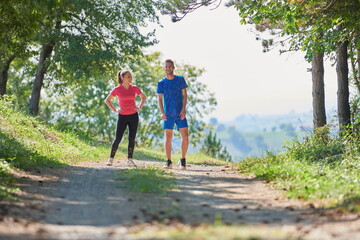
[336,40,351,130]
[29,42,54,116]
[350,52,360,94]
[0,55,16,96]
[312,52,327,129]
[357,48,360,93]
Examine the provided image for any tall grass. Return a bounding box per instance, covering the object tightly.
[236,125,360,211]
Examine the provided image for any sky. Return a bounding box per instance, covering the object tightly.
[145,4,339,122]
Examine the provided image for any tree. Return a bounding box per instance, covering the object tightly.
[162,0,221,22]
[228,126,252,155]
[1,0,162,115]
[1,0,163,113]
[200,130,232,162]
[0,0,43,96]
[312,52,327,128]
[337,40,351,130]
[279,123,296,137]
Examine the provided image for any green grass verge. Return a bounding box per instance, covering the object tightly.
[118,166,176,193]
[235,126,360,211]
[0,98,109,169]
[133,224,298,240]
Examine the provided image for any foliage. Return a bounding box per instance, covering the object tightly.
[201,130,232,162]
[2,0,164,113]
[284,125,344,164]
[236,125,360,210]
[40,77,115,140]
[45,0,163,84]
[350,94,360,135]
[226,0,360,59]
[0,0,43,59]
[118,166,176,193]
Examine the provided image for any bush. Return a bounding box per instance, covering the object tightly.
[284,125,344,164]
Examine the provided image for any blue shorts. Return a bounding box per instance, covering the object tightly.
[163,117,188,130]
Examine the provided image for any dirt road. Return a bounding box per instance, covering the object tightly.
[0,160,359,239]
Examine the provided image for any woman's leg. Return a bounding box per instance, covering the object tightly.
[110,115,127,158]
[127,113,139,159]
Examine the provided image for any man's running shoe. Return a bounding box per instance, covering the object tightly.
[106,158,113,166]
[163,160,173,169]
[125,159,137,167]
[178,158,186,170]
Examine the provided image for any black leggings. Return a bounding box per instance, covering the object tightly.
[110,112,139,159]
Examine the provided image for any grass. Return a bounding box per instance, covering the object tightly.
[235,125,360,211]
[0,99,109,170]
[0,161,19,200]
[118,165,177,193]
[132,224,298,240]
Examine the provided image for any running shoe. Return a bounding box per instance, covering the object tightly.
[125,159,137,167]
[106,158,113,166]
[163,160,173,169]
[178,158,186,170]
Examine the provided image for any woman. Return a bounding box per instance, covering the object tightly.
[104,70,146,167]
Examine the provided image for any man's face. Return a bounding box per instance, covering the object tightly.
[164,63,175,75]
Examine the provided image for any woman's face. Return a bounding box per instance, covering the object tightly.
[122,72,132,84]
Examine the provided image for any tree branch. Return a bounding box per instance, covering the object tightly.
[168,0,222,22]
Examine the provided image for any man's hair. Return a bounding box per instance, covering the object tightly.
[165,59,175,67]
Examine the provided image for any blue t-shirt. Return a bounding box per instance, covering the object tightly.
[156,75,188,118]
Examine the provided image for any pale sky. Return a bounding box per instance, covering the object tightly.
[145,4,338,122]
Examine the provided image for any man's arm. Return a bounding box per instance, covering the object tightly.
[157,93,167,120]
[180,88,187,120]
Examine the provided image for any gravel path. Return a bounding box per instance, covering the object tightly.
[0,160,359,240]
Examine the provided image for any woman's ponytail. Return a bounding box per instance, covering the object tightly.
[117,70,130,85]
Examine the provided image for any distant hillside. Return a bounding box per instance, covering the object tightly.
[222,111,314,132]
[210,111,337,161]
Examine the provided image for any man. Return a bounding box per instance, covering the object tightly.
[157,59,189,170]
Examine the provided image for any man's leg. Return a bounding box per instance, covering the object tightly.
[165,129,173,160]
[179,127,189,159]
